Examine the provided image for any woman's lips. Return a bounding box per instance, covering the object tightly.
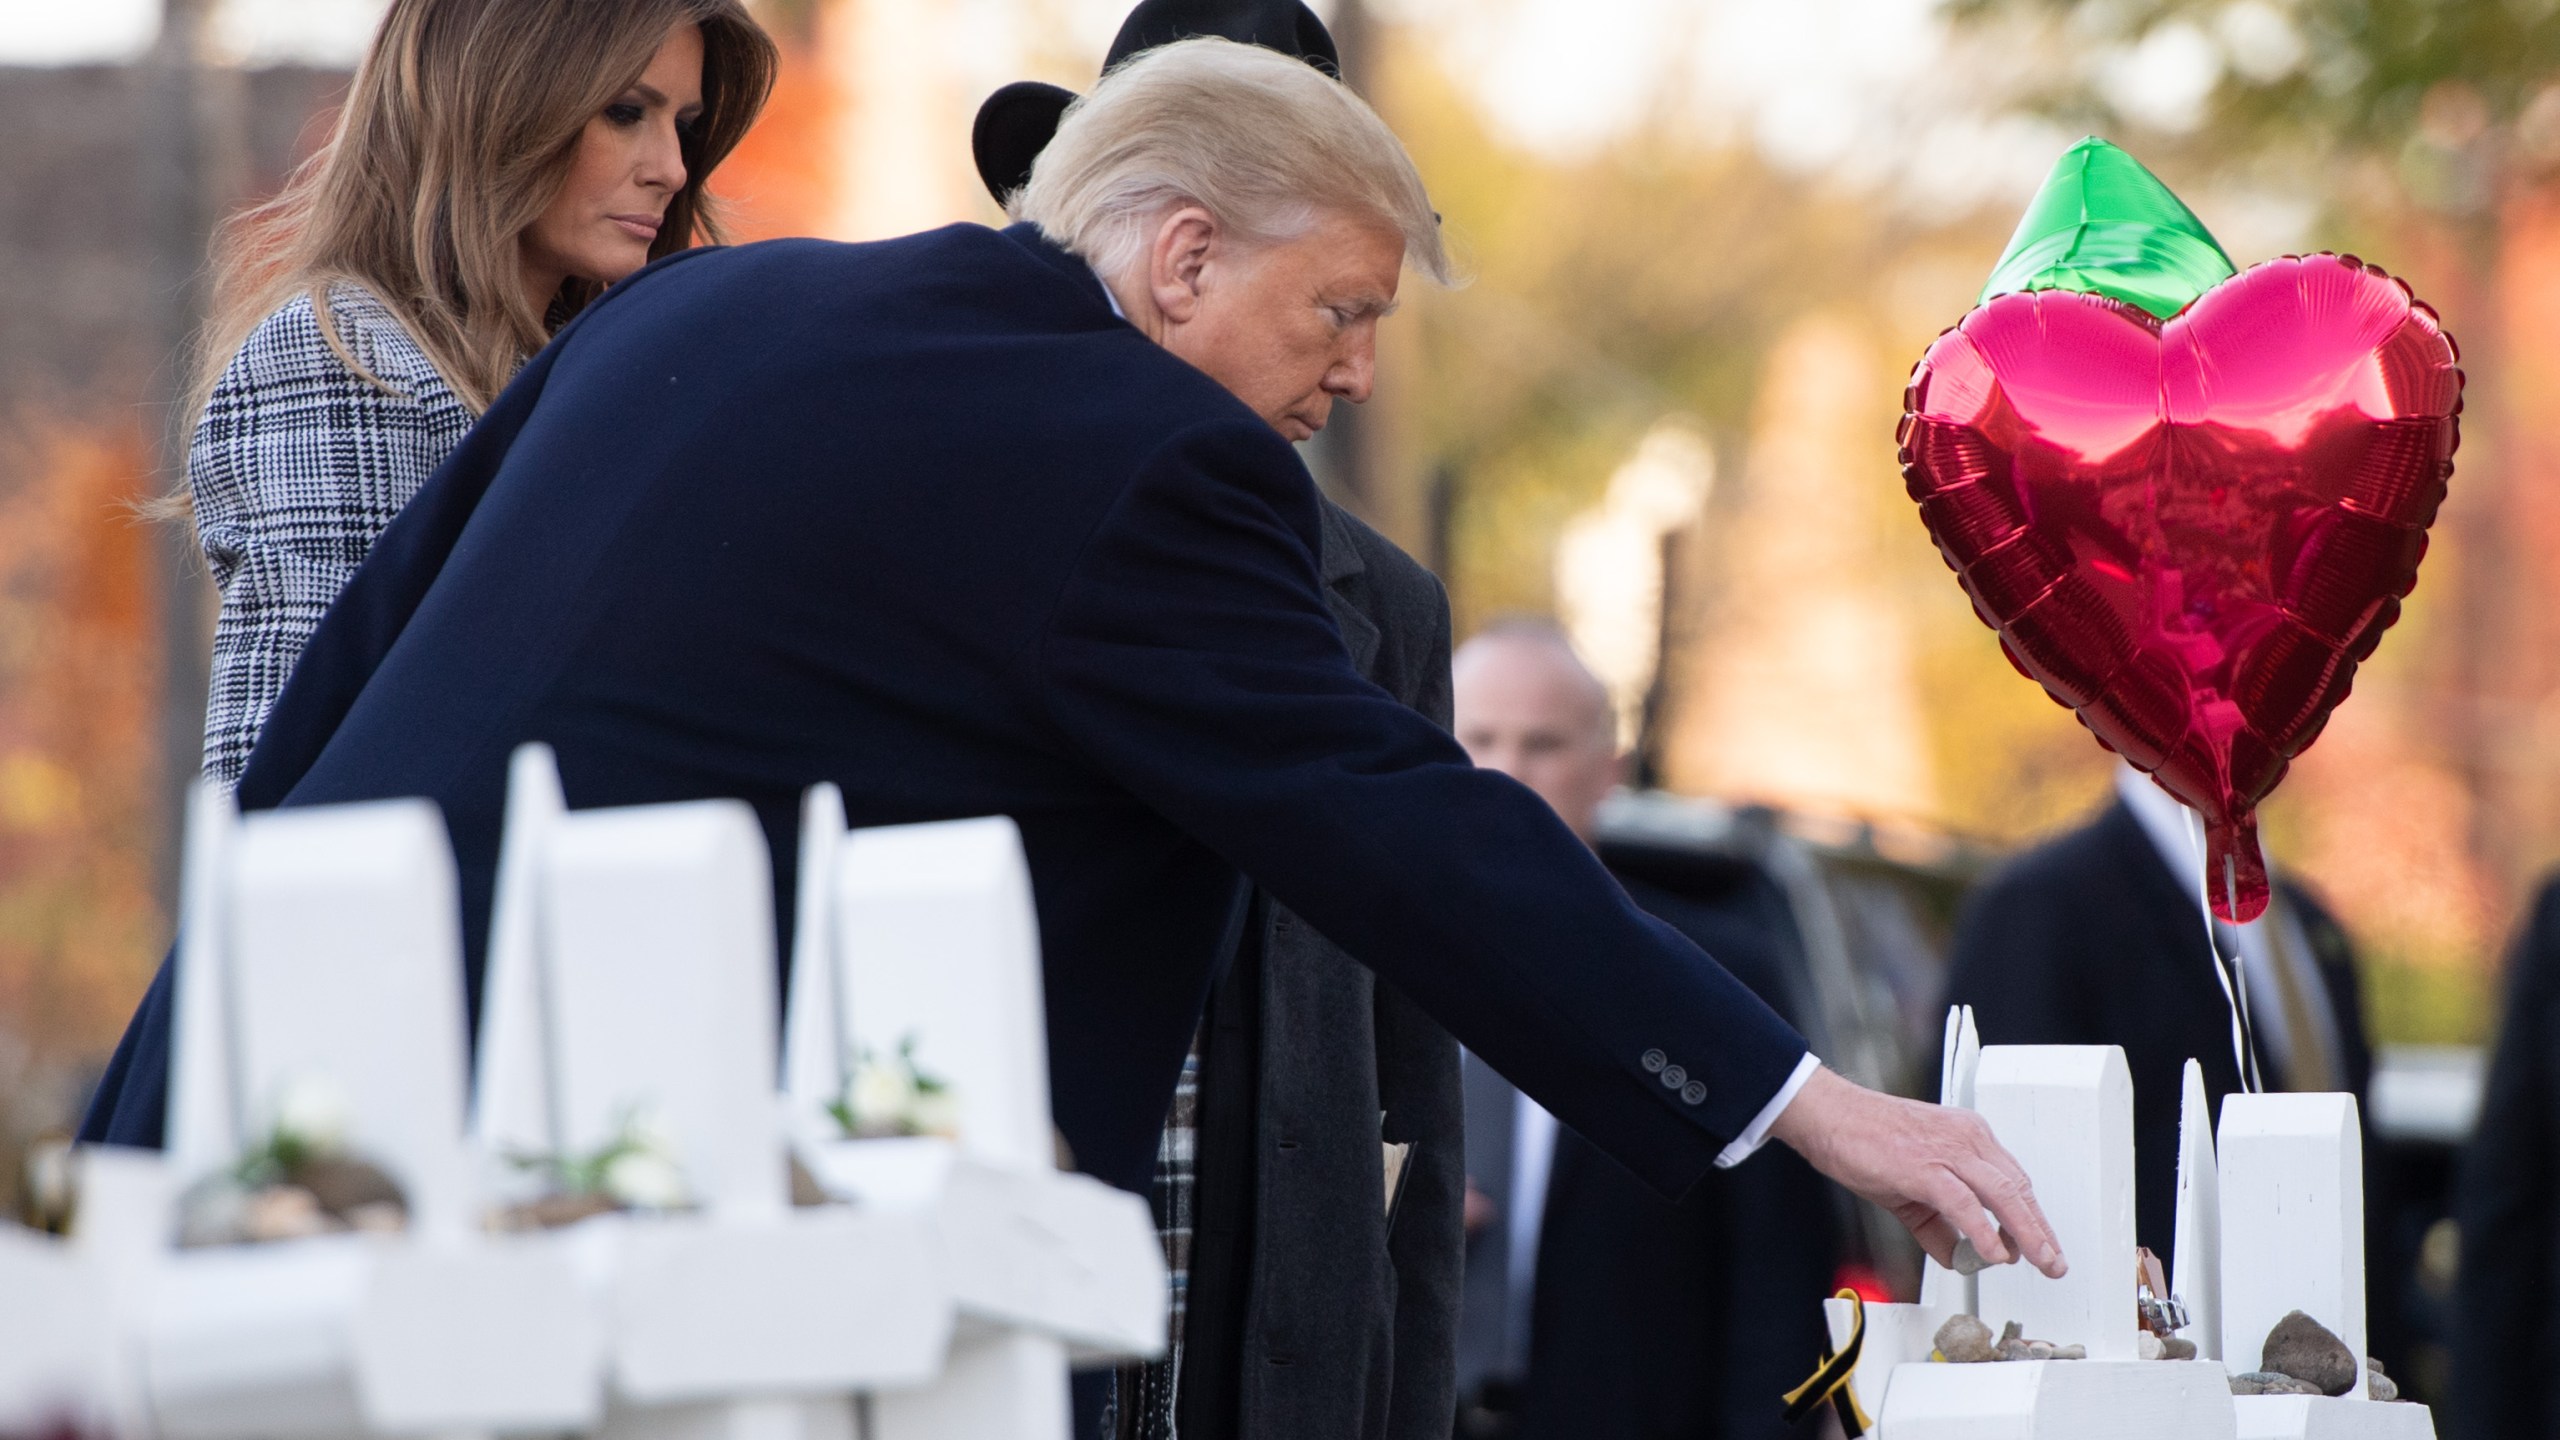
[610,214,662,243]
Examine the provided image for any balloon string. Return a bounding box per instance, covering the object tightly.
[2186,810,2262,1094]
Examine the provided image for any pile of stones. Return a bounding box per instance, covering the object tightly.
[1932,1315,2088,1362]
[177,1154,407,1246]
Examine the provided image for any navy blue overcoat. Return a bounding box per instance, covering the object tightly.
[85,224,1805,1212]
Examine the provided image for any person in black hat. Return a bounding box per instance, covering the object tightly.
[972,0,1341,203]
[970,11,1465,1439]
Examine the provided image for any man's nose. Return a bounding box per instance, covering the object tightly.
[1325,334,1376,404]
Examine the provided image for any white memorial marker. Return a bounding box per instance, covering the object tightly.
[1918,1004,1982,1317]
[0,1216,110,1433]
[472,742,570,1204]
[783,806,1166,1440]
[1974,1045,2139,1360]
[2172,1059,2223,1363]
[2218,1092,2434,1438]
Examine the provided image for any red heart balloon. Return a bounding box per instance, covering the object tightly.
[1898,254,2461,921]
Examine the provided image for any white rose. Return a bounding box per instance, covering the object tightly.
[850,1061,919,1133]
[272,1076,352,1151]
[623,1108,682,1158]
[910,1087,963,1140]
[601,1149,690,1211]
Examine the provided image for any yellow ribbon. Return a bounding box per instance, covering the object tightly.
[1782,1288,1876,1438]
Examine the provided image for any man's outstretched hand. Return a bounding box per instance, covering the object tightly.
[1769,1064,2068,1279]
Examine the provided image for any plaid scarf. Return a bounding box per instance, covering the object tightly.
[1109,1032,1203,1439]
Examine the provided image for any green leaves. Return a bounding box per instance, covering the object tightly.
[1980,137,2236,319]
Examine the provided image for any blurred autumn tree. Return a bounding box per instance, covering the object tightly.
[0,421,164,1079]
[1376,28,2120,850]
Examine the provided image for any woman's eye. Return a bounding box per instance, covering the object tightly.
[604,102,645,126]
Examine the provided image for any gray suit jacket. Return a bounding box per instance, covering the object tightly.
[1181,499,1465,1440]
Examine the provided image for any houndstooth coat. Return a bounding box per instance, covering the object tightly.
[192,286,474,789]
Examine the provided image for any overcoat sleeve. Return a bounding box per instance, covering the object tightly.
[1028,418,1807,1199]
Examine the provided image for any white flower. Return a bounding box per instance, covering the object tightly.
[909,1087,962,1140]
[600,1149,690,1211]
[622,1108,682,1160]
[850,1060,919,1132]
[271,1075,352,1151]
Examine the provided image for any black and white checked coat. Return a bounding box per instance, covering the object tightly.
[193,286,474,789]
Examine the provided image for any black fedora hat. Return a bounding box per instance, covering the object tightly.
[970,0,1340,205]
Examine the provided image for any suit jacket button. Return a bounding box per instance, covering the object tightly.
[1660,1064,1687,1089]
[1641,1049,1668,1073]
[1681,1080,1708,1106]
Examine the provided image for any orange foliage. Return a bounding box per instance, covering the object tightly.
[714,36,841,243]
[0,421,167,1062]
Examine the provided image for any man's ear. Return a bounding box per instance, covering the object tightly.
[1148,206,1218,325]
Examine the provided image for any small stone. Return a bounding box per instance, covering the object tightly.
[1935,1314,1997,1363]
[2262,1310,2359,1396]
[176,1175,250,1247]
[2052,1344,2086,1360]
[2161,1337,2197,1361]
[1991,1320,2038,1361]
[2138,1331,2165,1361]
[788,1153,832,1207]
[240,1185,334,1242]
[2368,1370,2398,1402]
[489,1191,622,1232]
[530,1191,620,1229]
[344,1201,407,1234]
[2025,1340,2056,1360]
[292,1156,404,1218]
[2231,1371,2323,1397]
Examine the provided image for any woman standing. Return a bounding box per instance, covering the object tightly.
[189,0,775,788]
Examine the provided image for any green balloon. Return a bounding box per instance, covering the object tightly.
[1979,137,2236,321]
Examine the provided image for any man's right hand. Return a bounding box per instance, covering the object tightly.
[1769,1064,2068,1279]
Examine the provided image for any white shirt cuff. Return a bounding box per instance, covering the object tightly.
[1713,1051,1821,1170]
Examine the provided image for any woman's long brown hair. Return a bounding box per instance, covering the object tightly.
[194,0,777,418]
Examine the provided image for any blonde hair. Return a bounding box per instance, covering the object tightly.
[194,0,776,419]
[1013,36,1450,289]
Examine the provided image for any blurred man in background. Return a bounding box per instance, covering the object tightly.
[1449,621,1838,1440]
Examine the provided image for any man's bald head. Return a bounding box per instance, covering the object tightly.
[1452,622,1622,843]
